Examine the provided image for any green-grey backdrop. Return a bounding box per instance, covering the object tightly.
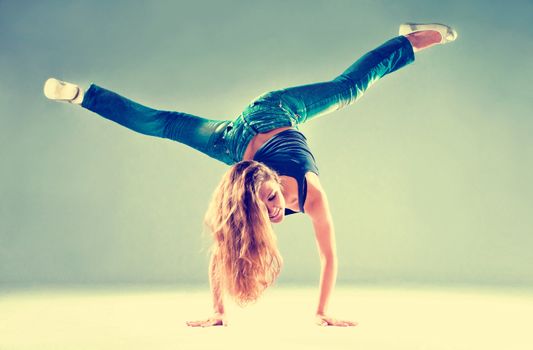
[1,0,532,289]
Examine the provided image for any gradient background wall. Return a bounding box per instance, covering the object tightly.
[1,0,532,289]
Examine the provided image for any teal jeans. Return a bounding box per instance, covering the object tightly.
[81,36,414,166]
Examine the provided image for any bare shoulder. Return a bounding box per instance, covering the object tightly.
[303,172,328,214]
[305,171,323,192]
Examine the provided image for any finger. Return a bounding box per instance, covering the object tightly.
[342,320,357,327]
[327,319,344,327]
[201,320,213,327]
[187,320,208,327]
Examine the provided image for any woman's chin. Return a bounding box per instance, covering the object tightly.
[270,210,284,223]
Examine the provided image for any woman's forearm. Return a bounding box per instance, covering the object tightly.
[209,253,225,314]
[316,258,338,315]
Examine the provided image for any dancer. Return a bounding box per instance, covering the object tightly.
[44,23,458,327]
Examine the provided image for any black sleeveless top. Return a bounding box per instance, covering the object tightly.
[253,129,319,215]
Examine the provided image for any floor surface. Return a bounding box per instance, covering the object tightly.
[1,285,532,350]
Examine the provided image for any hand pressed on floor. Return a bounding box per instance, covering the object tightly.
[186,314,227,327]
[315,313,358,327]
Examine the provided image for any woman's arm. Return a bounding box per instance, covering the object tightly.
[306,188,338,314]
[209,252,225,315]
[186,252,227,327]
[305,184,357,327]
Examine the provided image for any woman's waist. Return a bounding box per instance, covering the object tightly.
[224,112,295,162]
[242,126,295,160]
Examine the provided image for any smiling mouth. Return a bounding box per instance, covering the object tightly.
[269,208,280,218]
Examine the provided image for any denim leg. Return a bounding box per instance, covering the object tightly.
[273,36,415,124]
[81,84,235,165]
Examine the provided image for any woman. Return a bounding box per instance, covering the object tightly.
[44,23,458,327]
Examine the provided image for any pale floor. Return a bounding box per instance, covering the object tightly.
[1,285,532,350]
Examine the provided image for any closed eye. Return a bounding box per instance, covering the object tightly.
[268,193,276,201]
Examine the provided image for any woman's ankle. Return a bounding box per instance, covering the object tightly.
[405,30,442,52]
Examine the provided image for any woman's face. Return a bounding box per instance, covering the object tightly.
[259,179,285,223]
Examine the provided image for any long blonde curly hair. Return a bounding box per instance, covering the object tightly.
[202,160,284,307]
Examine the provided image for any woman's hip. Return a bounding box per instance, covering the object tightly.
[222,95,297,163]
